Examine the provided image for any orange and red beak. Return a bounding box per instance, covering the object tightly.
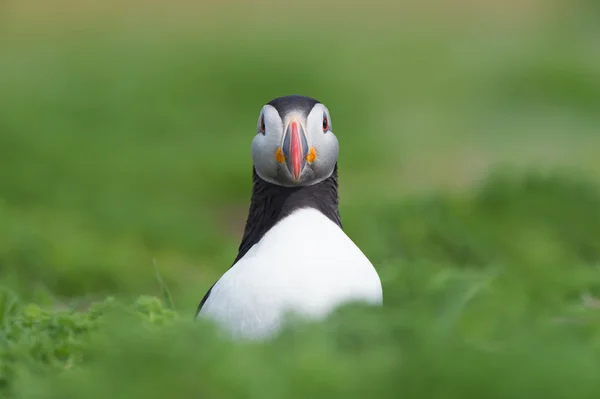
[282,119,309,181]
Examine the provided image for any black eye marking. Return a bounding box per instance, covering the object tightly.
[259,114,266,135]
[322,112,329,133]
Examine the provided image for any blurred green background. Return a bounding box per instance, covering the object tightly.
[2,1,600,397]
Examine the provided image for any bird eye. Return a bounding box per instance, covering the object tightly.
[259,114,266,134]
[322,113,329,132]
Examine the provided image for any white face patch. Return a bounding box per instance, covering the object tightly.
[251,105,284,184]
[251,102,339,187]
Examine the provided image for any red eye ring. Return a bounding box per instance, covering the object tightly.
[322,113,329,132]
[259,115,266,134]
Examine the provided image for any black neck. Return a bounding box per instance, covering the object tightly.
[233,164,342,265]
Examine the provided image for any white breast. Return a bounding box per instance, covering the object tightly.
[198,207,383,340]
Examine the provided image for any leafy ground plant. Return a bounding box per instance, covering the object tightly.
[0,292,177,398]
[4,294,600,399]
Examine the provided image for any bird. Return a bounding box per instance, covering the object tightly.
[195,95,383,340]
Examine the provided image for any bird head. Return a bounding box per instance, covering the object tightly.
[251,95,339,187]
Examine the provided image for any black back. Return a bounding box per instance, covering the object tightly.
[195,164,341,315]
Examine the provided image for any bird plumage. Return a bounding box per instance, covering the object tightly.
[200,206,382,340]
[196,95,383,340]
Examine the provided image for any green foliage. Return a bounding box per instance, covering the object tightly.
[2,3,600,398]
[369,169,600,268]
[0,293,177,397]
[1,2,600,305]
[0,170,600,398]
[3,288,600,398]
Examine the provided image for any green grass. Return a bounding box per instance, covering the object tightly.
[1,1,600,397]
[3,170,600,398]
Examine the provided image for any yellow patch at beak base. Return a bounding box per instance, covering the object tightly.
[305,147,317,163]
[275,147,286,163]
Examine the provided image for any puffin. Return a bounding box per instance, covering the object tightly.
[196,95,383,340]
